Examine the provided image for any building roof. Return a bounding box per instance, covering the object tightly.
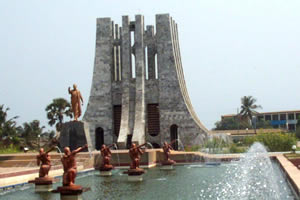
[211,128,287,135]
[222,110,300,118]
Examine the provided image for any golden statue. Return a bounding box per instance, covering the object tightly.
[68,84,83,121]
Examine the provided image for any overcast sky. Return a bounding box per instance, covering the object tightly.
[1,0,300,131]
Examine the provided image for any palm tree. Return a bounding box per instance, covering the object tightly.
[0,105,20,146]
[20,120,45,148]
[239,96,262,125]
[45,98,72,131]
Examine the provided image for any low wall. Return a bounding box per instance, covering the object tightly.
[276,155,300,199]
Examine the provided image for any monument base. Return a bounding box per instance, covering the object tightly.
[128,174,143,182]
[99,171,112,176]
[35,184,53,192]
[160,165,174,170]
[28,177,54,192]
[59,121,88,151]
[61,194,83,200]
[53,185,90,200]
[125,168,144,182]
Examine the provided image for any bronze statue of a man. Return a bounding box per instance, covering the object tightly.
[129,143,146,170]
[161,141,176,165]
[68,84,83,121]
[162,142,173,161]
[37,147,54,178]
[61,144,88,186]
[100,144,113,171]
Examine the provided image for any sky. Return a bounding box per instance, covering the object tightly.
[1,0,300,131]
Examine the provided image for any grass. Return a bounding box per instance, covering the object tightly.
[0,146,22,154]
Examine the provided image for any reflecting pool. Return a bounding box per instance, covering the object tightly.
[0,162,294,200]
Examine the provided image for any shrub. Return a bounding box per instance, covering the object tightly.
[296,128,300,139]
[184,145,202,152]
[243,132,297,152]
[229,143,247,153]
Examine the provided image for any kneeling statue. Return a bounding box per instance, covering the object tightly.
[100,144,114,171]
[61,144,88,186]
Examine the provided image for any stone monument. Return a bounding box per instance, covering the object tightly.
[83,14,209,150]
[58,85,92,151]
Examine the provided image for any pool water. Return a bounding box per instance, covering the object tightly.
[0,162,295,200]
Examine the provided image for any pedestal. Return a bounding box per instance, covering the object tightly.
[61,194,83,200]
[55,185,83,200]
[128,174,143,182]
[160,165,174,170]
[59,121,88,151]
[35,184,53,192]
[99,171,112,176]
[126,168,144,182]
[160,159,175,170]
[28,177,54,193]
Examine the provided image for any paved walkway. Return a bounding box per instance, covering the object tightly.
[0,167,36,175]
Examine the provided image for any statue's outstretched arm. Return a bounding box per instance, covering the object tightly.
[72,144,88,155]
[45,146,55,154]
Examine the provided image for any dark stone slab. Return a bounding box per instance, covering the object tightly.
[28,177,54,185]
[59,121,88,151]
[53,185,83,195]
[123,168,145,176]
[99,165,114,171]
[161,160,176,166]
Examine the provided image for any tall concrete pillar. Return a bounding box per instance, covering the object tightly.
[117,16,131,147]
[132,15,146,145]
[83,18,114,148]
[145,25,156,80]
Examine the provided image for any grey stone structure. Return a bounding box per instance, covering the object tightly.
[59,121,89,151]
[84,14,209,150]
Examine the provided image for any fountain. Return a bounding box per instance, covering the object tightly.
[200,142,294,199]
[0,142,296,199]
[113,143,121,167]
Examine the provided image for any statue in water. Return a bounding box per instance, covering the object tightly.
[68,84,83,121]
[162,141,176,165]
[100,144,114,171]
[61,144,88,186]
[129,143,146,170]
[37,147,54,178]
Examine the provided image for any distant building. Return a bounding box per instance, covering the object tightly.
[222,110,300,131]
[211,129,287,140]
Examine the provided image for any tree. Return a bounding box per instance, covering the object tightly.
[256,119,272,129]
[45,98,72,131]
[214,117,251,130]
[20,120,45,148]
[239,96,262,125]
[0,105,20,146]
